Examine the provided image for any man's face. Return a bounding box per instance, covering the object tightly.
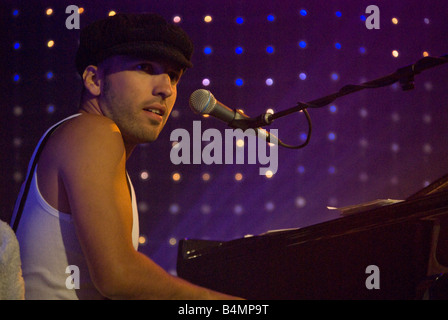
[98,55,183,147]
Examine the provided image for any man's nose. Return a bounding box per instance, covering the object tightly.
[152,73,173,99]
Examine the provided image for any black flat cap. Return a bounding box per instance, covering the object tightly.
[75,13,194,76]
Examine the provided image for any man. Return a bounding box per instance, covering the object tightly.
[10,13,241,300]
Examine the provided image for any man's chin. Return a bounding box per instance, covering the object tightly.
[143,131,161,143]
[125,131,160,146]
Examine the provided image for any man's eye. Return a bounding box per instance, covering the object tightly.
[135,63,181,83]
[136,64,154,73]
[168,72,180,83]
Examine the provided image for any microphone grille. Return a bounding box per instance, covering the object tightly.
[189,89,216,115]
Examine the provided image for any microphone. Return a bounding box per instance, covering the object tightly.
[189,89,278,144]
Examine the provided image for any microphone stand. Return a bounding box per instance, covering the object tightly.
[246,54,448,149]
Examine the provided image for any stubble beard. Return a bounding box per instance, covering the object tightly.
[101,78,162,145]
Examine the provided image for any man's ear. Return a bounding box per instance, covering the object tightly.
[82,65,101,97]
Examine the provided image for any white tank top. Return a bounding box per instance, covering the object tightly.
[11,114,139,300]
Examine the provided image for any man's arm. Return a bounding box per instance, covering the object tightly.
[56,114,241,299]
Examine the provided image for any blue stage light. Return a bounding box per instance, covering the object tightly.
[204,46,212,55]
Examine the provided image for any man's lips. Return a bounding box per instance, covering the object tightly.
[143,104,166,116]
[143,104,167,122]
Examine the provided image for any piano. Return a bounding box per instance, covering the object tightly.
[177,175,448,299]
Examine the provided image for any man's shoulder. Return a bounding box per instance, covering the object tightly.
[47,113,125,161]
[54,113,120,140]
[61,113,117,132]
